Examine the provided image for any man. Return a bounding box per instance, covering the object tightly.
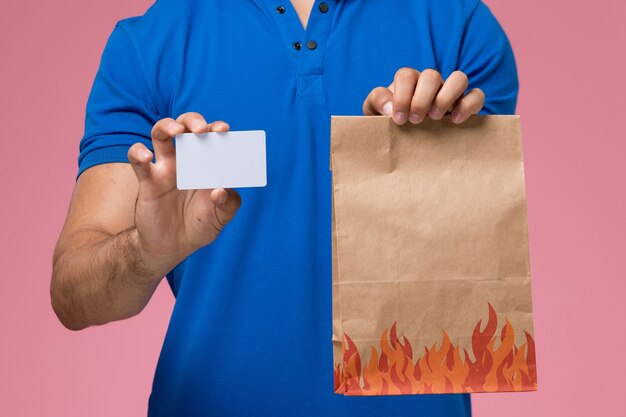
[51,0,517,415]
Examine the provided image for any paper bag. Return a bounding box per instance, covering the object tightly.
[331,115,537,395]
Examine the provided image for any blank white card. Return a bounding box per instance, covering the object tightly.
[175,130,267,190]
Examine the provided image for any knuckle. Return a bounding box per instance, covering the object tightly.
[395,67,419,80]
[155,117,174,130]
[209,120,229,131]
[453,70,469,85]
[370,87,390,103]
[365,88,392,114]
[420,69,442,84]
[176,112,195,124]
[128,143,145,160]
[152,117,177,138]
[473,88,486,101]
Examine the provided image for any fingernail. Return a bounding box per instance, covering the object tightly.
[451,111,463,124]
[393,112,407,124]
[218,189,228,204]
[409,113,423,124]
[382,101,393,116]
[192,118,205,131]
[429,107,443,119]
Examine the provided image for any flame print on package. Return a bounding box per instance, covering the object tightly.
[334,304,537,395]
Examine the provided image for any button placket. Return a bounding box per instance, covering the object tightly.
[260,0,338,96]
[294,0,337,97]
[297,1,337,73]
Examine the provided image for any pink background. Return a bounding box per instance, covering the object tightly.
[1,0,625,415]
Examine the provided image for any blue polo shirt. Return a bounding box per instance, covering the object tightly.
[78,0,518,415]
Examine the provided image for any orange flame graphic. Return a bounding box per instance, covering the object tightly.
[334,304,537,395]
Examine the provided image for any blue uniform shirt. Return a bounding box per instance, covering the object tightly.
[78,0,518,415]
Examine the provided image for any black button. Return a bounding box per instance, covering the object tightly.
[276,6,285,14]
[307,40,317,50]
[319,3,329,13]
[293,41,302,50]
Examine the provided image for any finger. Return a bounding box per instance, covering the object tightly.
[210,188,242,226]
[176,112,210,133]
[127,142,154,182]
[151,118,183,162]
[450,88,485,124]
[429,71,469,120]
[409,69,443,124]
[208,120,231,132]
[363,87,394,116]
[391,67,420,124]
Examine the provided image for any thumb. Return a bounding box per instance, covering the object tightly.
[128,143,154,182]
[211,188,242,227]
[363,86,394,116]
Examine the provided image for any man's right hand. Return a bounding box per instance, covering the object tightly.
[51,112,240,330]
[127,113,242,275]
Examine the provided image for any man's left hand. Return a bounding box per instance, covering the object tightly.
[363,68,485,125]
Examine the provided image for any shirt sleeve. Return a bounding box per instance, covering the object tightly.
[77,23,161,178]
[458,1,519,115]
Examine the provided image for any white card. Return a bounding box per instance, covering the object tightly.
[175,130,267,190]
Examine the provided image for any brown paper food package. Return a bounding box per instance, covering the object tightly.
[331,115,537,395]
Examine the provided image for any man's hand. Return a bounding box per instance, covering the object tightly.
[51,113,240,330]
[127,113,242,274]
[363,68,485,124]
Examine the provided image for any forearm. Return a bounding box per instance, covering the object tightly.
[51,226,169,330]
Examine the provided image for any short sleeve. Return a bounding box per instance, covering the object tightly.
[77,24,160,178]
[458,1,519,115]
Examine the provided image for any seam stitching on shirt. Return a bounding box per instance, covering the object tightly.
[115,23,163,119]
